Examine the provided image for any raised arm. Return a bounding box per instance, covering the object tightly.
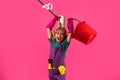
[46,16,60,39]
[67,18,74,43]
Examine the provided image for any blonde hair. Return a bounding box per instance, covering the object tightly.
[53,26,67,42]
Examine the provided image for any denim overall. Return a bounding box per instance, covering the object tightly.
[48,37,69,80]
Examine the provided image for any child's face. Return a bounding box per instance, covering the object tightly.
[55,30,64,42]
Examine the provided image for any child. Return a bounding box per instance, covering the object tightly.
[46,16,74,80]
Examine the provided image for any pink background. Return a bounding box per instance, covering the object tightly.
[0,0,120,80]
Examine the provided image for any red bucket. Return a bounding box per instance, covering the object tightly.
[72,21,97,45]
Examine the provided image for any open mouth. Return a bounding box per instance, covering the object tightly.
[57,37,61,41]
[56,36,63,42]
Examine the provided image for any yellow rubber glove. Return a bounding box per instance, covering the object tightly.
[58,65,66,75]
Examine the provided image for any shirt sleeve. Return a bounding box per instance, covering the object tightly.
[62,38,70,56]
[48,36,53,46]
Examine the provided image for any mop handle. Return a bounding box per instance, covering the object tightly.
[37,0,58,17]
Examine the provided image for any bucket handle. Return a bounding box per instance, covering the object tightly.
[71,18,81,23]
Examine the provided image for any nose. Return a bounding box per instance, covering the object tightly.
[57,34,61,37]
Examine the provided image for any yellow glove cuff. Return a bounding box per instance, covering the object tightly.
[48,63,52,69]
